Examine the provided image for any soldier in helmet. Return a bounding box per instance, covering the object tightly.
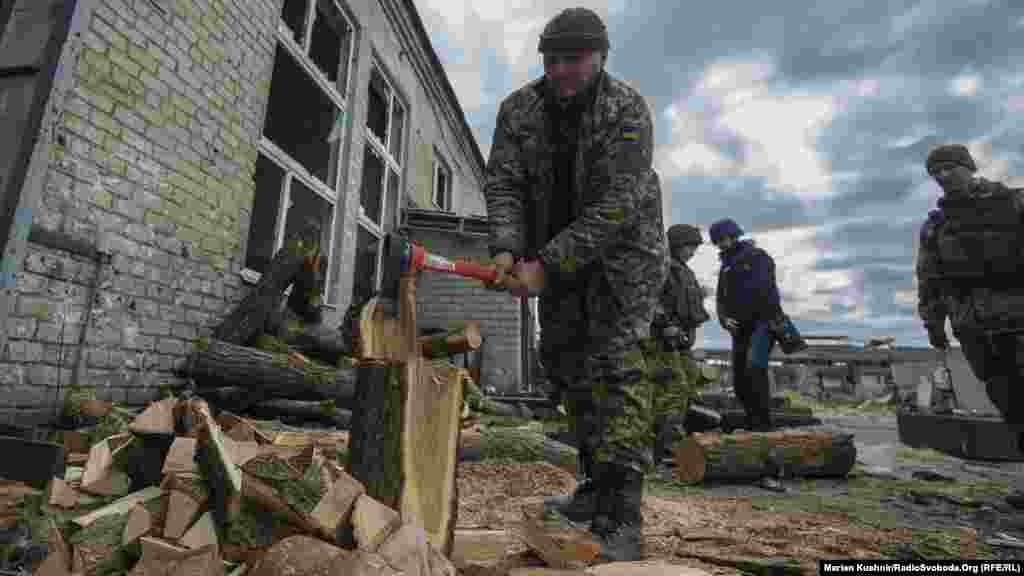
[915,144,1024,507]
[648,224,711,464]
[481,6,666,561]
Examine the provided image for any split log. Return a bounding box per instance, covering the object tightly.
[193,398,243,528]
[419,322,482,359]
[672,428,857,484]
[347,277,463,557]
[212,222,321,346]
[247,399,352,428]
[459,428,578,476]
[189,339,356,408]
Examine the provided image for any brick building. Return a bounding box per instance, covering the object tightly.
[0,0,524,424]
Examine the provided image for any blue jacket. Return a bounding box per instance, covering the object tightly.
[715,240,782,326]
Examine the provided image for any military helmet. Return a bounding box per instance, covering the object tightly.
[926,144,977,175]
[538,7,610,54]
[667,224,702,246]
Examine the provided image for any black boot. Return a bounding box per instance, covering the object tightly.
[544,451,599,524]
[592,464,644,562]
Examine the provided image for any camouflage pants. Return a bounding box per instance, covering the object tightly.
[957,329,1024,432]
[642,340,696,462]
[539,267,660,473]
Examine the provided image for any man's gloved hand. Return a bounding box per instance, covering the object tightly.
[926,323,949,350]
[485,252,516,291]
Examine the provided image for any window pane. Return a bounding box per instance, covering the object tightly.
[281,0,308,46]
[263,45,338,185]
[245,153,286,273]
[367,69,389,143]
[360,146,384,225]
[283,178,333,293]
[389,100,404,160]
[310,0,344,83]
[384,167,399,231]
[353,226,380,306]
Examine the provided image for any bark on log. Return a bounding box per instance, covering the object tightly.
[346,277,462,557]
[268,308,351,366]
[672,428,856,484]
[189,339,356,408]
[195,387,266,413]
[212,222,321,346]
[419,322,482,359]
[459,428,579,476]
[247,399,352,429]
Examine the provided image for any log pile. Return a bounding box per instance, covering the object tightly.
[14,395,457,576]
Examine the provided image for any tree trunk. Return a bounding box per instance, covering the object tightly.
[459,427,579,476]
[672,428,857,484]
[247,399,352,429]
[212,222,321,345]
[271,308,351,366]
[345,277,461,557]
[189,339,355,408]
[419,322,482,359]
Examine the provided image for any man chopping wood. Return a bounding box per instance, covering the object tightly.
[481,6,666,561]
[648,224,710,464]
[915,144,1024,508]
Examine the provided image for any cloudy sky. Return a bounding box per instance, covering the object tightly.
[412,0,1024,350]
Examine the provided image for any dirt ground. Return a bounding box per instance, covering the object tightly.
[455,441,1024,575]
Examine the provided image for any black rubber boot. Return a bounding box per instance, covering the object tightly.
[592,464,644,562]
[544,451,600,524]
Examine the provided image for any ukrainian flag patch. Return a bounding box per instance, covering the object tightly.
[622,125,641,141]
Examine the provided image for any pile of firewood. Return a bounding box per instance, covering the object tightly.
[27,395,455,576]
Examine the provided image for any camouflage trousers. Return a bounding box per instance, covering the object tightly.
[539,267,660,474]
[957,328,1024,433]
[641,341,700,462]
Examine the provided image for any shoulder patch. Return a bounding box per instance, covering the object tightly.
[622,124,641,141]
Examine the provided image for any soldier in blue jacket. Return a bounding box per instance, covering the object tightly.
[710,218,782,432]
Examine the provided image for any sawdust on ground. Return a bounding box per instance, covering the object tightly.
[456,460,977,574]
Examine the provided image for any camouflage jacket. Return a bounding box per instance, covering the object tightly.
[483,71,665,281]
[655,259,709,331]
[916,178,1024,333]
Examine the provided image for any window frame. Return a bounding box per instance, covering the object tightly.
[355,60,407,296]
[241,0,358,308]
[431,152,452,212]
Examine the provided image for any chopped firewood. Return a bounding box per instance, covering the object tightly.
[309,468,365,540]
[164,490,202,540]
[672,428,857,484]
[67,453,89,466]
[508,569,586,576]
[248,535,348,576]
[163,437,198,475]
[194,398,243,528]
[81,432,130,490]
[239,470,321,535]
[129,396,178,435]
[451,529,526,567]
[181,511,219,550]
[419,322,483,359]
[72,486,163,527]
[62,430,89,454]
[129,537,225,576]
[325,551,400,576]
[351,493,402,551]
[511,520,600,570]
[48,477,79,508]
[215,412,275,444]
[123,505,153,546]
[80,469,131,497]
[35,521,71,576]
[271,430,349,449]
[377,523,456,576]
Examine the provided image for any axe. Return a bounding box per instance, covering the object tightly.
[380,233,502,299]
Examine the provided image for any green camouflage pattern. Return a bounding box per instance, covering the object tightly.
[490,71,666,473]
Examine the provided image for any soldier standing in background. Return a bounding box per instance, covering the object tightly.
[648,224,710,464]
[481,7,666,561]
[915,144,1024,508]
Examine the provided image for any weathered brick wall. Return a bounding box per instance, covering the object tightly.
[406,229,522,393]
[0,0,282,423]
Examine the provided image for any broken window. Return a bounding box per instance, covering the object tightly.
[355,61,405,304]
[245,154,286,274]
[263,45,338,185]
[279,0,355,98]
[433,155,452,211]
[352,227,380,307]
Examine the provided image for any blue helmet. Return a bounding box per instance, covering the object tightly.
[709,218,744,244]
